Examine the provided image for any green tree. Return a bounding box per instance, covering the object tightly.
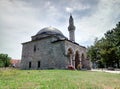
[104,22,120,68]
[0,53,11,67]
[88,22,120,68]
[113,22,120,68]
[87,38,101,68]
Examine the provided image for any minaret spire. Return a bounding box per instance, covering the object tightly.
[68,14,75,42]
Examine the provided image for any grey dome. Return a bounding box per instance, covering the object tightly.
[36,27,64,36]
[31,27,67,41]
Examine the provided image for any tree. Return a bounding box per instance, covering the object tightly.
[113,22,120,68]
[87,22,120,68]
[87,38,102,68]
[104,22,120,68]
[0,53,11,67]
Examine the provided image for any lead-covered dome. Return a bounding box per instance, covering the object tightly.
[36,27,64,36]
[32,27,67,41]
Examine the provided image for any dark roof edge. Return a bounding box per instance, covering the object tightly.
[22,35,67,45]
[52,39,86,48]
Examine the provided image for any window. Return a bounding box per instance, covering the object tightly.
[34,45,36,52]
[29,62,31,68]
[38,61,40,68]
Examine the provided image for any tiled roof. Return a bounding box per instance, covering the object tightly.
[10,59,21,64]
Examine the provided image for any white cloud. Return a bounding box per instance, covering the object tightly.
[65,0,90,13]
[0,0,40,58]
[75,0,120,46]
[0,0,120,59]
[66,7,73,13]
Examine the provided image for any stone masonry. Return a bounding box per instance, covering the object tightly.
[20,15,91,70]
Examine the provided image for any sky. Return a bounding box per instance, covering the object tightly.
[0,0,120,59]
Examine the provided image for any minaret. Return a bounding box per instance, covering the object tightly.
[68,14,75,42]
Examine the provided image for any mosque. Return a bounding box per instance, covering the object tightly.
[20,15,91,70]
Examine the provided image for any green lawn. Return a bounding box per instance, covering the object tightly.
[0,68,120,89]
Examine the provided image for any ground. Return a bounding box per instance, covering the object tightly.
[0,68,120,89]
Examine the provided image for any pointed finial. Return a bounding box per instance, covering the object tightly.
[69,13,74,25]
[70,13,73,19]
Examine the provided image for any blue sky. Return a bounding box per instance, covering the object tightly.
[0,0,120,59]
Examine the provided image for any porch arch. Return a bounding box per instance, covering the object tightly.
[81,53,85,68]
[75,51,80,69]
[67,48,74,65]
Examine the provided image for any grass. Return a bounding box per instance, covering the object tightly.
[0,68,120,89]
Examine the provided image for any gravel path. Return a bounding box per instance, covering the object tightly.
[91,69,120,74]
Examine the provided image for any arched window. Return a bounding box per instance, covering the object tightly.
[67,48,74,65]
[67,48,73,55]
[81,53,85,68]
[75,51,80,69]
[34,45,36,52]
[81,53,84,61]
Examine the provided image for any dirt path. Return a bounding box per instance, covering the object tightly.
[91,69,120,74]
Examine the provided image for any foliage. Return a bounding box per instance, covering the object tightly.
[0,53,11,67]
[87,22,120,68]
[0,68,120,89]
